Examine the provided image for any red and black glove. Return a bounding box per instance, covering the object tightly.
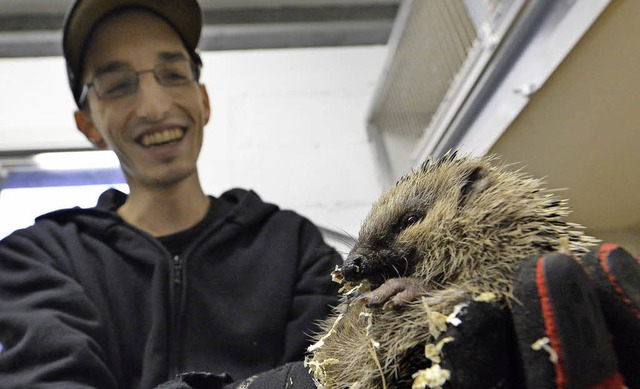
[512,245,639,389]
[412,244,639,389]
[582,244,640,388]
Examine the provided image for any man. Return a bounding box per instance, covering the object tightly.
[0,0,341,387]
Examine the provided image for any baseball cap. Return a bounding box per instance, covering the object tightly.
[62,0,203,106]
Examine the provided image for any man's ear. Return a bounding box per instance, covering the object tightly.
[74,110,107,149]
[199,84,211,125]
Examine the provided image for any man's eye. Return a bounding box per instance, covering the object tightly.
[102,77,135,97]
[158,68,189,84]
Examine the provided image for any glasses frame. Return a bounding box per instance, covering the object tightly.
[78,58,198,107]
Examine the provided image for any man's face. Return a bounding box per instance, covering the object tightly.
[75,10,210,190]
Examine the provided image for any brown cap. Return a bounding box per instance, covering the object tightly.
[62,0,203,106]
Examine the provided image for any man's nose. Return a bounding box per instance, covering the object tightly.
[133,72,171,120]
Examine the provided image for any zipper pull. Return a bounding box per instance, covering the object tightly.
[173,255,182,285]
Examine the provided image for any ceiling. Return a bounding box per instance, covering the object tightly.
[0,0,399,57]
[0,0,399,13]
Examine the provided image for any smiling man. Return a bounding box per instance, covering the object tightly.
[0,1,341,388]
[73,8,212,236]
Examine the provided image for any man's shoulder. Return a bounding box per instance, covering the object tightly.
[2,189,123,245]
[216,188,320,234]
[2,206,109,243]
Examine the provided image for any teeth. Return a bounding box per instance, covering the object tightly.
[141,128,184,147]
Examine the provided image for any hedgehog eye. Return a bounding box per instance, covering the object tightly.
[404,215,419,226]
[394,213,421,233]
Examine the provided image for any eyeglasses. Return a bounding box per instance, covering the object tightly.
[78,58,198,106]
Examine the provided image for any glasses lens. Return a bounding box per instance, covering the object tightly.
[94,71,138,100]
[155,60,194,86]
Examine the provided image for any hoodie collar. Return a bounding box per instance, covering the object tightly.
[39,187,279,233]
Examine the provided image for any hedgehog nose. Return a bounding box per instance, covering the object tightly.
[341,254,364,281]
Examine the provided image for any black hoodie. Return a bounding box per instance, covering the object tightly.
[0,188,341,388]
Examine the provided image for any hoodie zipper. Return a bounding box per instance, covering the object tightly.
[169,254,184,378]
[173,255,183,291]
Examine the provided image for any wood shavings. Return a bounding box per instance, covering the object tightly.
[331,265,345,284]
[424,337,454,363]
[359,311,374,337]
[360,311,382,350]
[305,356,339,373]
[308,313,344,352]
[427,311,448,338]
[365,337,387,389]
[446,303,467,326]
[344,283,364,297]
[473,292,496,302]
[360,309,386,389]
[304,355,338,389]
[531,337,558,363]
[411,364,451,389]
[422,297,448,338]
[415,336,454,388]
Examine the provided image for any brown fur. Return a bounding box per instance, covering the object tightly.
[305,154,598,389]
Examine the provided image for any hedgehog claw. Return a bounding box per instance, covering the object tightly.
[350,295,369,306]
[382,300,398,311]
[354,277,427,310]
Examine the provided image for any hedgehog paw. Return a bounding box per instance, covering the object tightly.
[352,277,426,310]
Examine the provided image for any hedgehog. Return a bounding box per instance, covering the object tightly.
[305,153,598,389]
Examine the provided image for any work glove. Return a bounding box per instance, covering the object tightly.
[414,244,638,389]
[156,362,314,389]
[510,247,629,389]
[581,244,640,388]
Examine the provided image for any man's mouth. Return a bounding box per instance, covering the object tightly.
[137,128,185,147]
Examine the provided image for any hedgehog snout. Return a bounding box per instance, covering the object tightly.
[341,254,365,282]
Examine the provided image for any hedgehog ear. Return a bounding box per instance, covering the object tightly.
[459,166,490,208]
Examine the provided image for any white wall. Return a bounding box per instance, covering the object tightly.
[0,57,88,150]
[0,46,388,244]
[198,47,387,239]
